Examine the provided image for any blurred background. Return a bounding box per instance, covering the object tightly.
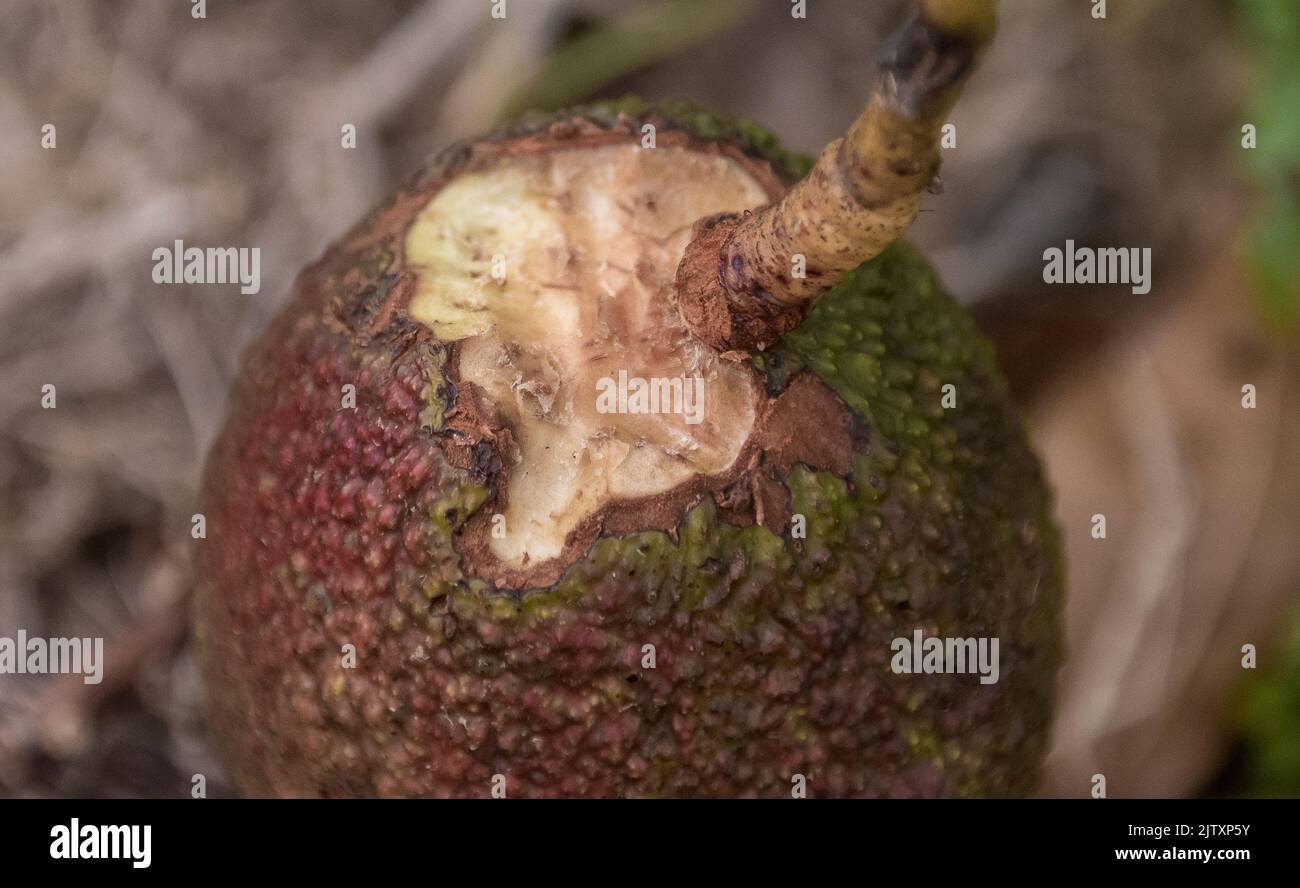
[0,0,1297,798]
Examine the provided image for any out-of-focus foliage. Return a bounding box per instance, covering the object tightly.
[1238,611,1300,796]
[1239,0,1300,329]
[1229,2,1300,794]
[501,0,750,119]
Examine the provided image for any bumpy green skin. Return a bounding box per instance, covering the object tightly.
[196,103,1063,798]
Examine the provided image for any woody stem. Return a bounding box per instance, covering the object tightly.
[675,0,998,353]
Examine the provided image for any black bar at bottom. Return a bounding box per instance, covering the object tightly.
[1,798,1286,874]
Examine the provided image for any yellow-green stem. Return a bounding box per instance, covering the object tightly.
[675,0,997,353]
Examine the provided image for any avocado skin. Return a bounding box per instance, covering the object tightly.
[195,102,1064,798]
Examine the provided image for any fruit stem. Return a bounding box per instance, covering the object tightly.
[675,0,997,353]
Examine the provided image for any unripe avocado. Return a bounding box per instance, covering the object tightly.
[195,99,1063,798]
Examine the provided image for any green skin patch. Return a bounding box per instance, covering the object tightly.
[196,100,1064,798]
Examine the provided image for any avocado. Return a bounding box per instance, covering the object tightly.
[194,99,1063,798]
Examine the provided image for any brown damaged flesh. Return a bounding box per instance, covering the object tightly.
[328,116,858,590]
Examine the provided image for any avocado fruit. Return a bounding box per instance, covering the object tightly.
[194,99,1063,798]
